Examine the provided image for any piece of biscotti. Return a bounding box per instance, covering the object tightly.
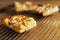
[34,4,59,16]
[42,4,59,16]
[14,1,38,12]
[2,15,37,33]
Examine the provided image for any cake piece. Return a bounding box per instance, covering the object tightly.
[14,1,38,12]
[34,4,59,16]
[2,15,37,33]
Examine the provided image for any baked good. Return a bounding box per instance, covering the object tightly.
[34,4,59,16]
[2,15,37,33]
[14,2,59,16]
[14,1,38,12]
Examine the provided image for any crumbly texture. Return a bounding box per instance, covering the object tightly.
[14,2,38,12]
[14,2,59,16]
[34,4,59,16]
[2,15,36,33]
[42,4,59,16]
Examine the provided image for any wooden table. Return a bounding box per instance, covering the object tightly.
[0,0,60,40]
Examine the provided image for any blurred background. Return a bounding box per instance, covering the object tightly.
[0,0,60,8]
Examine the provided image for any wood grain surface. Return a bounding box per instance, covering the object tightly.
[0,0,60,40]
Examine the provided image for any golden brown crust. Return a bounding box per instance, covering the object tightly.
[34,4,59,16]
[14,1,38,12]
[14,2,59,16]
[2,15,37,33]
